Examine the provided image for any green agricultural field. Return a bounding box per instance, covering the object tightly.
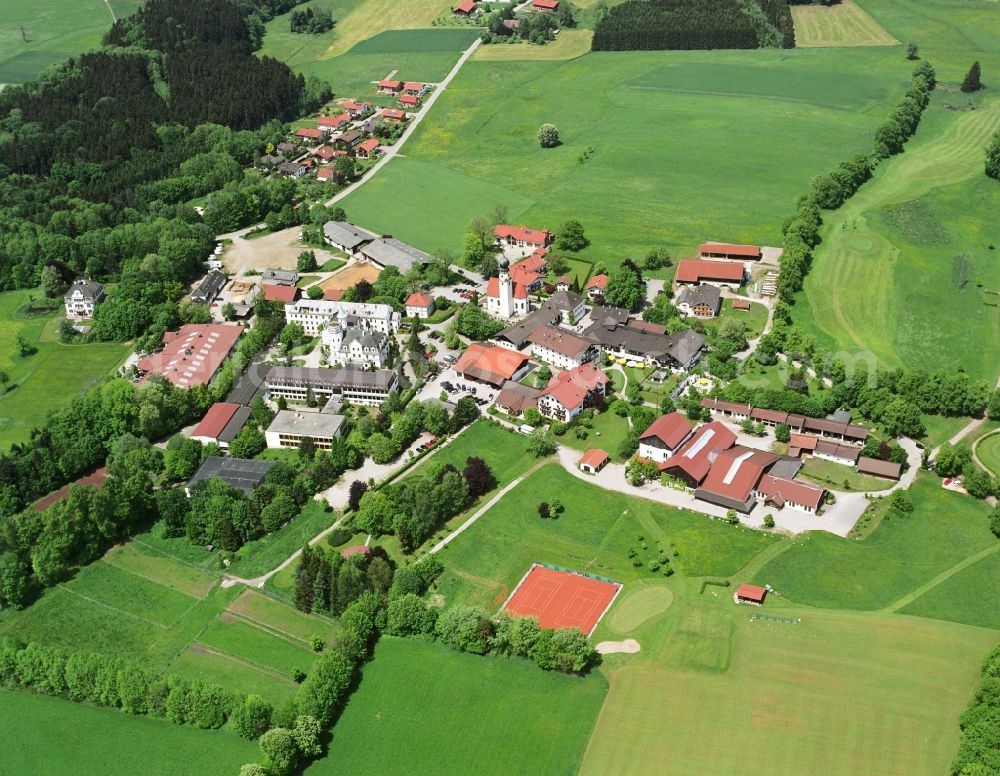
[339,47,911,260]
[0,0,122,84]
[0,289,132,451]
[305,636,607,776]
[796,96,1000,384]
[975,431,1000,477]
[196,616,316,676]
[579,600,999,776]
[228,588,341,643]
[899,547,1000,630]
[1,690,257,776]
[753,474,997,610]
[435,463,778,611]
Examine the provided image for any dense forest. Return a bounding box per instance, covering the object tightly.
[591,0,794,51]
[0,0,330,332]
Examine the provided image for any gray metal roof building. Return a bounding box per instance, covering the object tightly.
[323,221,378,253]
[187,456,275,495]
[191,270,227,305]
[358,237,429,272]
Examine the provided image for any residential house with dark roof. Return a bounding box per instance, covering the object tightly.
[262,269,299,287]
[496,382,541,417]
[527,325,597,369]
[582,318,707,371]
[677,284,722,318]
[64,279,105,319]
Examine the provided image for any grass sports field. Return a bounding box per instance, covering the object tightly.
[338,46,911,263]
[579,601,998,776]
[0,538,339,707]
[305,636,607,776]
[796,96,1000,384]
[791,0,898,48]
[0,289,132,451]
[1,690,257,776]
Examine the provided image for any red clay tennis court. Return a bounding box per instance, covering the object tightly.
[500,565,622,635]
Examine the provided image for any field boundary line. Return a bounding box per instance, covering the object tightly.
[883,543,1000,613]
[225,611,313,648]
[56,584,169,629]
[103,555,209,601]
[188,642,302,684]
[132,538,224,577]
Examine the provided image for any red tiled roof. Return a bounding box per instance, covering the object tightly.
[377,80,402,90]
[316,167,336,181]
[789,434,818,451]
[192,402,243,441]
[533,0,559,8]
[494,224,553,245]
[540,363,608,411]
[405,292,434,309]
[486,276,528,299]
[751,407,788,424]
[699,242,762,258]
[675,259,745,284]
[587,273,608,290]
[700,397,751,415]
[137,324,241,388]
[403,82,424,91]
[756,474,824,510]
[323,288,345,301]
[263,284,300,303]
[527,325,591,359]
[318,114,350,128]
[580,449,609,469]
[628,319,666,335]
[736,583,767,603]
[699,446,778,503]
[663,421,738,482]
[314,145,338,160]
[400,94,420,106]
[358,138,380,153]
[343,100,371,111]
[296,127,322,139]
[381,109,407,120]
[454,343,528,386]
[732,299,751,310]
[454,0,477,11]
[639,411,693,449]
[540,378,589,412]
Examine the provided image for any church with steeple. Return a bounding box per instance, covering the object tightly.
[484,257,530,319]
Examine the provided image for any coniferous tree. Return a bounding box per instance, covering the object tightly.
[961,61,982,93]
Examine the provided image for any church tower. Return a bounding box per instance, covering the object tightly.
[497,257,513,319]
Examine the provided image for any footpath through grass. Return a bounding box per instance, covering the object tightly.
[0,289,132,450]
[1,689,258,776]
[305,636,607,776]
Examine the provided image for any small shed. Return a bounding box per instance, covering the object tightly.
[731,299,751,311]
[857,456,902,480]
[734,583,767,606]
[579,449,610,474]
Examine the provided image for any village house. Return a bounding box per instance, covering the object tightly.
[381,108,408,123]
[453,343,531,387]
[295,127,323,142]
[403,82,428,96]
[318,114,351,131]
[556,275,572,292]
[675,259,746,288]
[496,382,541,417]
[404,292,435,319]
[578,449,609,474]
[581,317,706,371]
[813,440,861,466]
[586,274,608,301]
[285,298,400,336]
[494,289,588,346]
[510,253,547,292]
[265,411,347,451]
[399,94,420,109]
[532,0,559,11]
[377,80,403,94]
[63,279,105,319]
[537,362,609,422]
[313,145,343,162]
[262,269,299,287]
[316,167,336,183]
[191,269,227,305]
[637,411,695,464]
[494,224,554,252]
[527,325,597,369]
[453,0,477,14]
[277,161,307,178]
[276,141,297,156]
[676,284,722,317]
[262,284,300,304]
[698,242,762,261]
[754,474,825,513]
[265,366,398,405]
[357,138,381,158]
[334,130,362,150]
[342,100,373,119]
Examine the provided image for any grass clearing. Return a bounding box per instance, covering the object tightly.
[167,646,300,705]
[796,96,1000,384]
[65,561,199,627]
[0,289,133,451]
[228,589,341,643]
[197,616,315,676]
[1,690,257,776]
[474,29,594,61]
[899,547,1000,630]
[305,636,607,776]
[975,431,1000,477]
[103,543,218,598]
[435,463,778,611]
[754,474,997,610]
[579,602,998,776]
[226,499,337,579]
[339,47,909,265]
[791,0,898,48]
[556,410,632,462]
[798,455,895,492]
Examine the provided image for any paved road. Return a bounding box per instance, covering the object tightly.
[323,37,482,208]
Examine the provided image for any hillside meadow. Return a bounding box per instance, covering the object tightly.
[337,46,912,263]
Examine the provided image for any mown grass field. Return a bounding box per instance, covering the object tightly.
[1,690,258,776]
[0,289,132,451]
[0,540,338,707]
[473,29,594,61]
[796,95,1000,385]
[753,474,997,610]
[305,636,607,776]
[975,431,1000,477]
[579,600,999,776]
[791,0,898,48]
[899,547,1000,630]
[0,0,128,84]
[435,463,778,611]
[338,47,911,263]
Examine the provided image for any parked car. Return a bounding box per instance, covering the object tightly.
[518,424,533,435]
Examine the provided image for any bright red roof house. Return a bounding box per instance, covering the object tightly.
[735,583,767,605]
[675,259,746,285]
[295,127,322,140]
[453,343,529,387]
[494,224,554,249]
[454,0,477,12]
[318,114,351,129]
[579,448,610,473]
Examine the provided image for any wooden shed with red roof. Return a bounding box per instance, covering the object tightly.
[734,583,767,606]
[579,449,610,474]
[699,242,762,261]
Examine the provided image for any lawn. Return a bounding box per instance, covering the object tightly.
[798,455,894,492]
[226,499,338,579]
[435,463,778,611]
[899,547,1000,630]
[699,299,769,340]
[0,0,125,84]
[0,289,133,451]
[305,636,607,776]
[1,690,257,776]
[557,409,632,461]
[579,601,999,776]
[338,46,910,266]
[975,430,1000,477]
[795,95,1000,385]
[753,474,998,611]
[791,0,898,47]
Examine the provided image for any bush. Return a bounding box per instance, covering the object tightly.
[325,527,353,547]
[538,123,560,148]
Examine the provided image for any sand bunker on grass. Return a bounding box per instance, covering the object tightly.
[596,639,641,655]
